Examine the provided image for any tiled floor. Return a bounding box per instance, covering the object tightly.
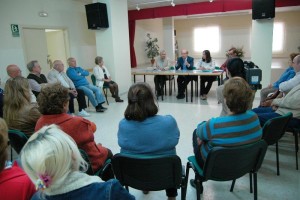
[83,76,299,200]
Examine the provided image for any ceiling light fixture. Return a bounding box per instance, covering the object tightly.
[209,0,214,2]
[38,11,48,17]
[171,0,175,7]
[136,4,140,11]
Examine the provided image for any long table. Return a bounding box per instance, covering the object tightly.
[131,69,224,102]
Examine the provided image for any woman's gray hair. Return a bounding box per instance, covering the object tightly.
[27,60,38,72]
[21,125,87,193]
[95,56,103,65]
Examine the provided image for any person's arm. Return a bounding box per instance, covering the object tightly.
[273,68,295,87]
[78,67,89,76]
[67,68,83,81]
[175,58,181,70]
[28,79,42,92]
[186,57,194,70]
[47,70,59,84]
[93,66,104,81]
[109,179,136,200]
[273,87,300,109]
[279,75,300,93]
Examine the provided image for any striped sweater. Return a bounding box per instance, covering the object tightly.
[196,110,262,163]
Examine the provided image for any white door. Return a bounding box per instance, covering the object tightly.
[22,28,49,75]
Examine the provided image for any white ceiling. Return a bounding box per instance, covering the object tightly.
[127,0,208,10]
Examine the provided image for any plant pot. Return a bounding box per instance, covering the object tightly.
[151,58,155,65]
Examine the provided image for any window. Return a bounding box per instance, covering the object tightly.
[194,26,220,53]
[272,22,284,52]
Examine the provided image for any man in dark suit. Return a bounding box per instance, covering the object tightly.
[176,49,194,99]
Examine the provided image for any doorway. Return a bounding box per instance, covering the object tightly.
[22,28,69,75]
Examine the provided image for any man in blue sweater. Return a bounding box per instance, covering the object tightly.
[66,57,106,112]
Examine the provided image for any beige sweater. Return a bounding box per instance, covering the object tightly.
[273,84,300,118]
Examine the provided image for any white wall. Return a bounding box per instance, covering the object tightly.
[135,18,164,66]
[0,0,96,84]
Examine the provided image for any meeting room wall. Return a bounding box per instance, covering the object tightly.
[0,0,96,84]
[135,18,164,66]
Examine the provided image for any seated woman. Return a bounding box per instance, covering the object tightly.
[3,77,41,137]
[118,82,180,200]
[21,124,135,200]
[260,52,298,105]
[196,50,215,100]
[191,77,262,187]
[0,118,36,200]
[216,58,255,116]
[93,56,123,102]
[35,83,113,175]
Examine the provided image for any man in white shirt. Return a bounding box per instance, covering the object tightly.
[47,60,90,117]
[279,55,300,94]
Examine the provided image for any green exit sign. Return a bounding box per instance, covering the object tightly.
[11,24,20,37]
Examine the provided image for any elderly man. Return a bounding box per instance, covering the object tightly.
[66,57,106,112]
[152,50,172,96]
[26,60,48,97]
[48,60,90,117]
[6,64,36,103]
[175,49,194,99]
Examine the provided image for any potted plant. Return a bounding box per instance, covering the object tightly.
[145,33,159,65]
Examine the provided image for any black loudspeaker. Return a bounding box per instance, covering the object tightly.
[252,0,275,20]
[85,3,109,29]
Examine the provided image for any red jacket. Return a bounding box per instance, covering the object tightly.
[35,113,109,172]
[0,162,36,200]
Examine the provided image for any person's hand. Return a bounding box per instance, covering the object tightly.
[70,89,77,97]
[268,83,273,88]
[271,105,278,111]
[261,99,273,107]
[184,60,190,67]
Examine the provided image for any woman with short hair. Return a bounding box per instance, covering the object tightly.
[118,82,180,200]
[21,125,135,200]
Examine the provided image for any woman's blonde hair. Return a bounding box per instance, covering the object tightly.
[3,77,31,127]
[0,118,8,172]
[20,125,87,193]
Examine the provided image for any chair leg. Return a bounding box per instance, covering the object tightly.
[253,172,257,200]
[249,172,253,193]
[230,179,236,192]
[191,80,193,103]
[10,145,13,161]
[195,177,203,200]
[294,129,299,170]
[276,142,280,176]
[103,88,109,105]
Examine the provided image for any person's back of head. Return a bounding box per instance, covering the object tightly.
[3,77,31,126]
[125,82,158,121]
[227,57,245,79]
[223,77,253,114]
[37,83,70,115]
[21,124,87,195]
[0,118,8,173]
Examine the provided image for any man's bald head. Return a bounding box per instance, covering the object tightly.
[6,64,22,78]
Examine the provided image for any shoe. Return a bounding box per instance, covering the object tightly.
[176,94,185,99]
[98,104,107,110]
[190,179,203,194]
[115,98,124,102]
[142,191,149,194]
[77,110,90,117]
[200,95,207,100]
[96,108,105,112]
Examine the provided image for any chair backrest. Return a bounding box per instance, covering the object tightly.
[112,154,183,191]
[262,112,293,145]
[8,129,29,154]
[79,149,94,175]
[203,140,268,182]
[91,74,96,86]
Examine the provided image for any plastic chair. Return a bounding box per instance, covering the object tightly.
[79,149,114,181]
[8,129,29,156]
[184,140,268,200]
[112,153,187,200]
[91,74,109,105]
[262,112,293,175]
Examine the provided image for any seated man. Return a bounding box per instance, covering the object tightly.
[48,60,90,117]
[26,60,48,97]
[6,64,36,103]
[66,57,106,112]
[176,49,194,99]
[151,50,172,96]
[253,82,300,129]
[191,77,262,188]
[260,53,298,104]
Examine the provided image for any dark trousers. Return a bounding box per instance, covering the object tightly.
[69,89,87,113]
[166,188,177,197]
[177,75,191,95]
[200,76,216,95]
[252,107,300,128]
[192,129,205,169]
[154,75,166,95]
